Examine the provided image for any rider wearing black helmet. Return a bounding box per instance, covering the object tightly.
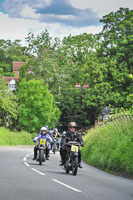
[59,122,84,168]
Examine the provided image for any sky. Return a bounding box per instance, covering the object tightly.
[0,0,132,45]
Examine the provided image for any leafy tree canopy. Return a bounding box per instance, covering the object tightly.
[0,69,18,127]
[17,79,61,132]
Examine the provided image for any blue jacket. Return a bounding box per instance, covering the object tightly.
[33,133,53,149]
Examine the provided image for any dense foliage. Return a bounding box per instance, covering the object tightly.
[97,8,133,108]
[19,8,132,130]
[0,69,18,127]
[81,114,133,177]
[0,127,34,146]
[0,40,28,75]
[17,79,60,132]
[0,8,132,131]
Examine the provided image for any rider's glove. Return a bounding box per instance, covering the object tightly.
[81,143,84,147]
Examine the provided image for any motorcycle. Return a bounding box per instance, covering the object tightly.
[52,138,58,154]
[63,141,80,176]
[36,138,46,165]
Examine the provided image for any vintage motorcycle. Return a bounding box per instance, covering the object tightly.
[36,138,47,165]
[52,133,60,154]
[52,138,58,154]
[63,141,80,176]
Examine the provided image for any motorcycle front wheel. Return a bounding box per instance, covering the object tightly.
[65,167,69,174]
[72,157,78,176]
[52,143,57,154]
[64,160,70,174]
[39,149,44,165]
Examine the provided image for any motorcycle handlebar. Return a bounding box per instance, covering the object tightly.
[66,141,80,146]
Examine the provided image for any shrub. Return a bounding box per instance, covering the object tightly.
[82,115,133,177]
[0,127,34,146]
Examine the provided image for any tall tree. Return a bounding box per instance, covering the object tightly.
[19,9,133,130]
[97,8,133,108]
[0,68,18,127]
[23,32,100,129]
[0,39,29,76]
[17,79,61,132]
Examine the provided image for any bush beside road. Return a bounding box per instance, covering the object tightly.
[0,127,34,146]
[81,115,133,178]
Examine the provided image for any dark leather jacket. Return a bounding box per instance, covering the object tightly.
[65,131,84,146]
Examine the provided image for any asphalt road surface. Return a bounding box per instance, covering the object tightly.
[0,147,133,200]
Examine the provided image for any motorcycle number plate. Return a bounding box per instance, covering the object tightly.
[71,145,78,152]
[40,139,46,145]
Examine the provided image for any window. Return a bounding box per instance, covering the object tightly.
[8,79,16,90]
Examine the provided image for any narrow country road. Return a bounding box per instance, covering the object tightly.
[0,147,133,200]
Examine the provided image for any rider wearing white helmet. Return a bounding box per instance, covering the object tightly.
[33,126,52,160]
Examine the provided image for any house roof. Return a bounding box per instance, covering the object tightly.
[13,62,25,71]
[4,77,19,82]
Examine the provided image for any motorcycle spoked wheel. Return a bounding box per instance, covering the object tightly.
[52,143,57,154]
[39,149,44,165]
[64,159,70,174]
[65,166,70,174]
[72,156,78,176]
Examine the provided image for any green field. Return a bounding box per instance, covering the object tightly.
[81,115,133,178]
[0,127,34,146]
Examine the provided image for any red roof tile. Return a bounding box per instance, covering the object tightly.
[4,77,19,82]
[13,62,25,71]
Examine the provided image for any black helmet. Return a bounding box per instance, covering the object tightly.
[54,128,58,132]
[68,122,77,129]
[62,131,66,138]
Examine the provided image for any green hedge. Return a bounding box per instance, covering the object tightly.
[0,127,34,146]
[81,115,133,177]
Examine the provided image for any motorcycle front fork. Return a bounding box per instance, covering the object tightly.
[66,153,78,168]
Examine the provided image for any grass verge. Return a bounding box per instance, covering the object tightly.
[81,115,133,178]
[0,127,34,146]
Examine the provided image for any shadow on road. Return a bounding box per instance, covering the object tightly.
[43,170,73,176]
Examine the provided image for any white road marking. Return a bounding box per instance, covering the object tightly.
[24,153,82,193]
[52,179,82,193]
[31,168,45,176]
[24,162,30,167]
[23,157,26,162]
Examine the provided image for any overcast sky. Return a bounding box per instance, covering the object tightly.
[0,0,132,45]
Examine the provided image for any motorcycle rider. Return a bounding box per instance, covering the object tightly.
[44,125,51,151]
[50,128,61,150]
[33,126,53,160]
[59,122,84,168]
[50,128,61,138]
[44,125,48,130]
[59,131,66,164]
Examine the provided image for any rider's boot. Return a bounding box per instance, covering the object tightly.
[59,159,65,166]
[33,148,37,160]
[59,161,64,166]
[78,162,83,168]
[46,149,49,160]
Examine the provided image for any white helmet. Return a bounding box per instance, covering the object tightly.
[41,127,47,132]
